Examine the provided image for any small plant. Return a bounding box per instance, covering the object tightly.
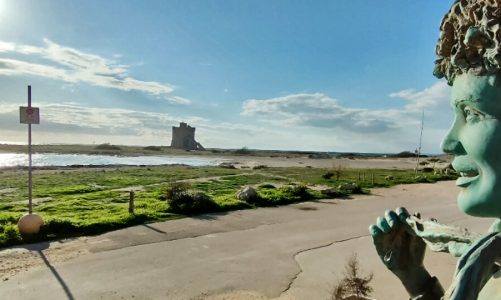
[333,164,346,180]
[0,223,22,245]
[163,182,219,214]
[143,146,162,151]
[163,182,191,200]
[258,183,276,189]
[331,253,374,300]
[95,143,122,151]
[252,164,267,170]
[234,146,251,155]
[322,172,334,180]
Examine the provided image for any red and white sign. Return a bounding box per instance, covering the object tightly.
[19,106,40,124]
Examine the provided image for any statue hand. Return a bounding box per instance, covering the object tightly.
[369,207,432,297]
[445,232,501,300]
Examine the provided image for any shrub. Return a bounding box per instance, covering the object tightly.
[163,182,191,201]
[40,219,79,235]
[163,182,219,214]
[167,191,219,214]
[143,146,162,151]
[234,146,251,155]
[252,165,267,170]
[0,224,22,245]
[258,183,276,189]
[95,143,122,151]
[331,253,373,300]
[322,172,334,179]
[256,185,315,206]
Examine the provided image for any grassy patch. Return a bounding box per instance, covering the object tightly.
[0,165,456,248]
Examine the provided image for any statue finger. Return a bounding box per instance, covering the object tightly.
[395,207,410,222]
[369,224,386,256]
[384,210,400,229]
[376,216,391,233]
[369,224,383,237]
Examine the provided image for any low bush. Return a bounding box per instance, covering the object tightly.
[234,146,251,155]
[143,146,162,151]
[331,253,374,300]
[94,143,122,151]
[0,224,22,245]
[258,183,276,189]
[162,182,191,201]
[163,182,219,214]
[256,185,316,206]
[322,172,334,179]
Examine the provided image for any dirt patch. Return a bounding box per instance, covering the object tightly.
[0,237,89,281]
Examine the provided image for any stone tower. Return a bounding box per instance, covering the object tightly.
[170,122,204,150]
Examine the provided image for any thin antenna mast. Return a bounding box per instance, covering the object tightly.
[415,109,424,176]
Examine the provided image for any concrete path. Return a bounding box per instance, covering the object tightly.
[0,181,495,300]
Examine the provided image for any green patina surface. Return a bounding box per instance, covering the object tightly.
[372,0,501,298]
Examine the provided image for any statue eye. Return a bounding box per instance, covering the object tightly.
[463,106,483,123]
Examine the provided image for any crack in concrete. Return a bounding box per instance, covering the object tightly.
[279,234,370,297]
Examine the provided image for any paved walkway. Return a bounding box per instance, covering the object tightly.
[0,181,494,300]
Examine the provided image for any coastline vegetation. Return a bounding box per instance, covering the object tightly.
[0,165,456,248]
[0,143,443,159]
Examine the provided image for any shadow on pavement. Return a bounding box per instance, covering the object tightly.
[142,224,167,234]
[38,250,75,300]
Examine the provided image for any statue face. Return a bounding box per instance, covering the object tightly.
[442,73,501,217]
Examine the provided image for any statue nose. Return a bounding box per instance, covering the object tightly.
[441,127,466,155]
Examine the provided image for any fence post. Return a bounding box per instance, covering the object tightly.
[371,173,374,185]
[129,191,135,214]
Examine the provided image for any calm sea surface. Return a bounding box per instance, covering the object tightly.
[0,153,220,168]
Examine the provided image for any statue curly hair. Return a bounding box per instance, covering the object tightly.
[434,0,501,85]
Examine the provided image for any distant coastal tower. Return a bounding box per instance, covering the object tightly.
[170,122,205,150]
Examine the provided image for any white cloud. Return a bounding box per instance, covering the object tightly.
[240,82,452,153]
[0,39,189,104]
[390,81,450,112]
[242,93,402,133]
[0,41,15,52]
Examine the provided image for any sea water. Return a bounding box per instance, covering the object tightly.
[0,153,219,168]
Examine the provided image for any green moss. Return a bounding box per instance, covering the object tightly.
[0,164,455,248]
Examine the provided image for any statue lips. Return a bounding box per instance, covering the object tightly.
[452,157,480,188]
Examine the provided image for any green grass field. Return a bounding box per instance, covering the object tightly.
[0,165,456,248]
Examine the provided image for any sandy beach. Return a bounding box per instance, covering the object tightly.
[217,155,447,170]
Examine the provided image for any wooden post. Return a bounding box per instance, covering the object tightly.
[371,173,374,185]
[129,191,134,213]
[362,173,365,182]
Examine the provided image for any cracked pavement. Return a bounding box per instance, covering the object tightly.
[0,181,494,300]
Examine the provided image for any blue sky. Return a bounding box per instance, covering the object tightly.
[0,0,454,153]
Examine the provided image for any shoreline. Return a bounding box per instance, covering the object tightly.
[0,152,450,171]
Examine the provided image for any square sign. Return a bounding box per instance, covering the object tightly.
[20,106,40,124]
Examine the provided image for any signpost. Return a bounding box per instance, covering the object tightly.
[17,86,44,234]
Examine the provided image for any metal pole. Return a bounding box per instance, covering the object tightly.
[28,85,32,214]
[415,109,424,177]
